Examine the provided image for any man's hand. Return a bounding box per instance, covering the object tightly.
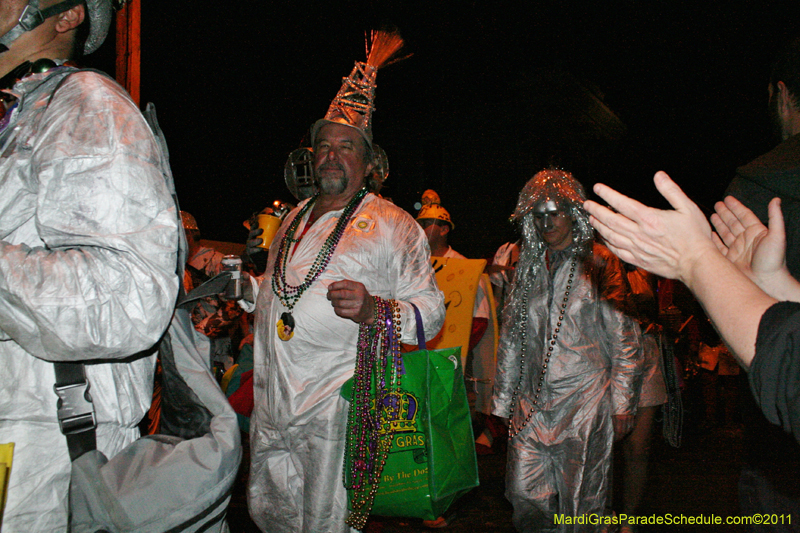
[240,271,254,304]
[584,171,718,284]
[711,196,793,299]
[246,226,264,253]
[613,414,635,441]
[243,224,269,274]
[326,280,375,324]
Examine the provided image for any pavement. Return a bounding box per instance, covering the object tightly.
[226,420,771,532]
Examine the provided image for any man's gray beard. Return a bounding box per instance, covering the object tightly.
[316,174,347,196]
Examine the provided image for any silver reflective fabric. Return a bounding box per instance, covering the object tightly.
[69,307,241,533]
[0,69,180,530]
[492,242,642,532]
[248,194,445,533]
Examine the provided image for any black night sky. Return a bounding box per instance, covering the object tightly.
[88,1,800,260]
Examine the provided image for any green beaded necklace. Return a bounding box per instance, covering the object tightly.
[271,187,370,340]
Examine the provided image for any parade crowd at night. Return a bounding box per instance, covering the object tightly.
[1,2,800,533]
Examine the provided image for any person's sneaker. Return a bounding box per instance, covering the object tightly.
[422,516,448,528]
[422,509,457,529]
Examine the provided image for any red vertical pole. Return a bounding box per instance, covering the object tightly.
[115,0,141,107]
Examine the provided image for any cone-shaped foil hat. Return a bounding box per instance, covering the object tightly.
[311,30,408,149]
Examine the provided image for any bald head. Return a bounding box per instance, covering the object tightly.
[0,0,86,77]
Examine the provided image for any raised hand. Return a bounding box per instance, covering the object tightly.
[584,171,717,283]
[711,196,794,300]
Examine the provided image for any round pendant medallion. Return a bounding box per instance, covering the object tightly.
[277,312,295,341]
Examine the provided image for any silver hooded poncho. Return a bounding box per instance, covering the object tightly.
[493,169,642,532]
[0,68,179,530]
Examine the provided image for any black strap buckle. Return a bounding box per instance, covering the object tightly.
[18,5,44,32]
[54,381,97,435]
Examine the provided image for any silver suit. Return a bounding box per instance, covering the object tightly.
[0,68,179,531]
[493,242,642,532]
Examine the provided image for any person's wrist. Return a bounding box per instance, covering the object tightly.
[680,241,723,288]
[241,272,255,303]
[757,267,797,300]
[363,294,377,324]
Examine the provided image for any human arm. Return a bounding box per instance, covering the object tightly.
[467,276,491,350]
[491,270,529,418]
[491,330,520,418]
[583,171,776,368]
[748,302,800,442]
[488,242,513,287]
[595,245,643,434]
[0,72,179,361]
[382,206,445,343]
[325,202,444,339]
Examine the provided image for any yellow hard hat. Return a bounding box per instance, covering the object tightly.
[180,211,199,231]
[416,204,454,230]
[421,189,441,206]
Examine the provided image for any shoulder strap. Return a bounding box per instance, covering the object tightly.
[411,303,427,349]
[47,79,185,461]
[45,68,99,462]
[53,362,97,461]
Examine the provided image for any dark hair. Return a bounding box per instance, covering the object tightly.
[360,138,374,163]
[70,2,91,59]
[770,36,800,107]
[363,142,387,193]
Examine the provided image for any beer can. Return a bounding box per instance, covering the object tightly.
[221,255,243,300]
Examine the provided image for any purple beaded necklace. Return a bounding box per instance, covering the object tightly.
[343,296,403,529]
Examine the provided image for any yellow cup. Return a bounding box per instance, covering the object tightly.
[1,442,13,523]
[256,214,282,249]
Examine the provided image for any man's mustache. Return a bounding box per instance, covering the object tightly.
[318,162,345,173]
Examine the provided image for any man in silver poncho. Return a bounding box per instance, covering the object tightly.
[492,170,643,532]
[0,1,180,529]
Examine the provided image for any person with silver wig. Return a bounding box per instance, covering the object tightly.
[492,169,643,532]
[502,170,594,328]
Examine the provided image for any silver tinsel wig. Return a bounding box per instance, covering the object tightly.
[501,169,594,329]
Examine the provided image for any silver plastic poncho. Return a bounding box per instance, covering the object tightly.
[248,193,445,533]
[0,69,180,530]
[492,170,642,532]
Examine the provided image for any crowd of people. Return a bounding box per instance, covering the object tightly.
[0,2,798,532]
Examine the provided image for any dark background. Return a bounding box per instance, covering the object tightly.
[88,1,800,260]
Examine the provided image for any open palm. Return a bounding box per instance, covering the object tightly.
[711,196,788,295]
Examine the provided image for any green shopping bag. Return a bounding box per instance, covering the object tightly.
[341,305,479,521]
